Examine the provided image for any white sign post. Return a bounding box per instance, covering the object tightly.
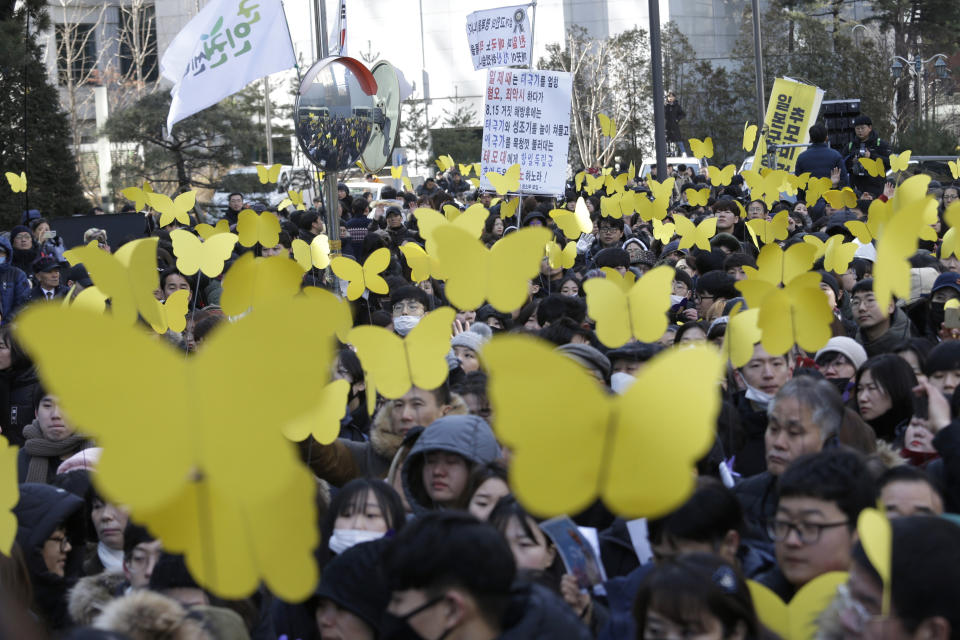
[465,5,533,70]
[479,69,572,196]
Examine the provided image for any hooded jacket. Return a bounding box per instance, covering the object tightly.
[68,570,127,626]
[499,581,593,639]
[402,414,501,515]
[0,235,32,324]
[14,482,86,630]
[301,393,467,487]
[855,305,916,358]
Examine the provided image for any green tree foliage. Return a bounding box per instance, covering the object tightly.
[104,90,261,202]
[400,94,433,172]
[0,0,88,227]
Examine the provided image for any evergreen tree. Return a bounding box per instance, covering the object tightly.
[0,0,88,227]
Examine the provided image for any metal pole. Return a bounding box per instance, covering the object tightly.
[419,0,431,157]
[316,0,341,259]
[263,77,274,165]
[751,0,766,132]
[648,0,667,180]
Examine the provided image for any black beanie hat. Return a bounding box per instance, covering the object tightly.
[594,248,630,269]
[314,539,391,633]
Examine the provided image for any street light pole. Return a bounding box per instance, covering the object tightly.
[890,53,950,124]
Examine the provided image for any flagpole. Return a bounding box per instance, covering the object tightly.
[280,0,302,82]
[315,0,342,264]
[263,77,274,164]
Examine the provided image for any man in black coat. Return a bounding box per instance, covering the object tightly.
[795,123,847,185]
[843,115,891,196]
[664,91,686,155]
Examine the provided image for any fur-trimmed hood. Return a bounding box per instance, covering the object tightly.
[93,589,208,639]
[68,570,127,626]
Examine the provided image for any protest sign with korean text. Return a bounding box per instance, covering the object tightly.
[466,5,532,70]
[755,77,825,172]
[479,69,572,196]
[161,0,296,132]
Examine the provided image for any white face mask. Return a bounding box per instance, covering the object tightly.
[743,380,775,407]
[670,294,686,306]
[393,315,421,336]
[328,529,384,555]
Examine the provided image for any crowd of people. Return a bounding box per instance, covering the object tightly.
[2,114,960,640]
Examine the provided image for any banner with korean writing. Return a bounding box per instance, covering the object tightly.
[755,77,825,172]
[480,69,572,196]
[160,0,296,132]
[466,5,532,70]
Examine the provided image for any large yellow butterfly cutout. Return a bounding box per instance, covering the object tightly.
[889,151,911,174]
[748,572,847,640]
[746,210,789,245]
[597,113,617,138]
[415,205,487,253]
[15,296,344,600]
[708,164,736,187]
[348,307,456,400]
[150,289,191,334]
[278,190,306,211]
[170,229,237,277]
[736,270,833,356]
[545,241,577,270]
[256,163,282,184]
[652,218,675,244]
[435,154,455,172]
[6,171,27,193]
[858,157,886,178]
[674,214,717,251]
[121,181,155,211]
[237,209,281,248]
[550,198,592,239]
[823,187,858,210]
[742,122,758,152]
[604,172,629,195]
[688,137,714,159]
[0,437,17,555]
[805,176,833,207]
[584,266,673,348]
[399,242,441,282]
[291,235,331,272]
[685,188,709,207]
[647,177,675,203]
[600,191,635,218]
[579,172,605,196]
[498,197,519,220]
[331,247,391,301]
[744,242,816,288]
[486,164,522,195]
[149,191,196,227]
[432,226,551,313]
[484,335,723,517]
[219,253,305,316]
[742,169,789,208]
[635,195,669,222]
[803,234,858,275]
[939,202,960,260]
[63,238,164,330]
[281,380,350,445]
[195,219,231,240]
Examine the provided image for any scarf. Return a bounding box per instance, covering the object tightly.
[900,447,940,467]
[97,542,124,572]
[22,420,88,483]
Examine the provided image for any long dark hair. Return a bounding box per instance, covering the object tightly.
[318,478,405,568]
[855,353,916,439]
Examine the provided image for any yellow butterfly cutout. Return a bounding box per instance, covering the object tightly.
[805,176,833,207]
[580,172,604,196]
[256,163,282,184]
[858,507,892,615]
[400,242,442,282]
[403,176,415,192]
[688,137,714,159]
[550,198,592,239]
[150,289,190,334]
[742,169,790,208]
[604,172,629,195]
[652,218,675,244]
[291,235,331,272]
[63,238,164,329]
[889,150,911,173]
[823,187,858,210]
[742,123,758,152]
[486,163,522,195]
[5,171,26,193]
[600,191,635,219]
[195,219,231,240]
[121,181,155,210]
[390,165,404,179]
[236,209,281,248]
[597,113,617,138]
[939,201,960,259]
[348,307,456,399]
[627,161,636,181]
[844,200,892,244]
[708,164,736,187]
[546,241,577,270]
[647,177,675,203]
[858,157,886,178]
[278,190,306,211]
[784,172,810,196]
[721,304,762,368]
[170,229,237,278]
[432,226,551,313]
[744,242,816,287]
[281,379,350,445]
[748,572,847,640]
[149,190,196,227]
[484,335,723,517]
[674,214,717,251]
[415,204,487,254]
[575,171,586,193]
[802,235,827,260]
[458,163,474,177]
[499,197,519,220]
[823,235,859,274]
[746,210,789,245]
[330,247,391,301]
[0,437,18,555]
[584,266,673,348]
[736,271,833,355]
[635,195,669,222]
[599,268,637,292]
[685,188,709,207]
[219,253,305,316]
[435,154,455,172]
[15,296,340,600]
[949,158,960,180]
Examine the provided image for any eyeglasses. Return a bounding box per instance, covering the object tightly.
[598,227,619,233]
[392,301,425,315]
[693,294,715,305]
[767,519,849,544]
[47,534,70,552]
[816,353,853,370]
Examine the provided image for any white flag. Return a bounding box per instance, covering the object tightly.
[161,0,296,132]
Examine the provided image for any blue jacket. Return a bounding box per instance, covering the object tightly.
[796,142,848,185]
[0,235,33,324]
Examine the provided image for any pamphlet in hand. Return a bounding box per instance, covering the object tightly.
[539,515,608,589]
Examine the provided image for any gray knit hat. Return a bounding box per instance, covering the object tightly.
[450,323,492,354]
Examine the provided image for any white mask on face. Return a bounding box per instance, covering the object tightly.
[670,294,686,306]
[743,380,775,407]
[327,529,384,554]
[393,315,421,336]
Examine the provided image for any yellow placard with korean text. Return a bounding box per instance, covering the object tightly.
[755,78,825,173]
